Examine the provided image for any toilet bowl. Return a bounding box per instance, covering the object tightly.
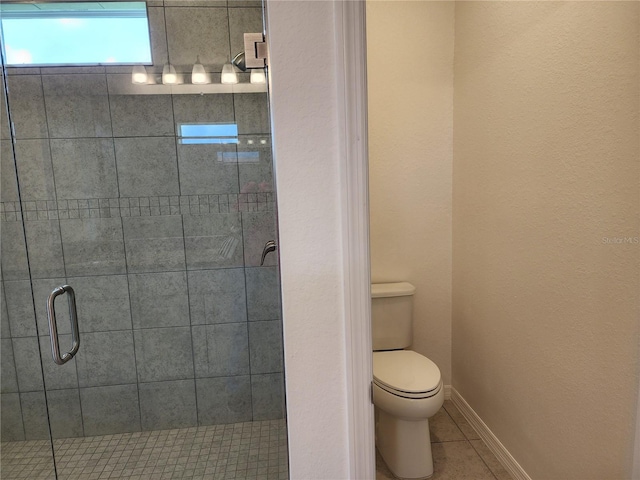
[373,350,443,416]
[373,350,444,479]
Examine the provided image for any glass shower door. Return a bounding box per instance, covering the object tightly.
[0,1,288,478]
[1,67,57,479]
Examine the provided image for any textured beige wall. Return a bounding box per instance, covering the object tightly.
[452,2,640,479]
[367,1,455,385]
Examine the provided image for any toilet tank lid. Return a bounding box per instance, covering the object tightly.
[371,282,415,298]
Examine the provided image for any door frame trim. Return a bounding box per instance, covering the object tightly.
[335,0,375,478]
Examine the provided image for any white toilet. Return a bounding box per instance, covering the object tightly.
[372,282,444,479]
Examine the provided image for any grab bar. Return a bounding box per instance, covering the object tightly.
[46,285,80,365]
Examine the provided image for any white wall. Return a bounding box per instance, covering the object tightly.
[367,1,455,385]
[452,2,640,478]
[266,1,352,478]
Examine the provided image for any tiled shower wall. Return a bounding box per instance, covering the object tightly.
[0,0,285,442]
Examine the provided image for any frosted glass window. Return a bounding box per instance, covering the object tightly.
[179,124,239,145]
[0,2,152,66]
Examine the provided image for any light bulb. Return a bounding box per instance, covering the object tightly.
[131,65,148,84]
[221,63,238,85]
[162,63,178,85]
[191,57,208,85]
[250,69,266,84]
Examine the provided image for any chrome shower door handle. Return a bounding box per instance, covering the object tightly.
[46,285,80,365]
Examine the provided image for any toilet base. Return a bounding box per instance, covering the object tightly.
[376,408,434,479]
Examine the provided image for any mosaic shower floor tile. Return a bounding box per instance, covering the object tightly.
[1,419,288,480]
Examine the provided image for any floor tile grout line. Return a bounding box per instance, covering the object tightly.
[467,438,508,480]
[443,401,481,442]
[443,402,506,477]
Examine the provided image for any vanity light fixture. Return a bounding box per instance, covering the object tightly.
[131,65,148,84]
[162,63,178,85]
[250,68,266,84]
[191,57,208,85]
[221,62,238,85]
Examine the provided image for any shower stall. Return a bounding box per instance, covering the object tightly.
[0,1,287,478]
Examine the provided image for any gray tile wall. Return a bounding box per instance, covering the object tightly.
[0,0,284,442]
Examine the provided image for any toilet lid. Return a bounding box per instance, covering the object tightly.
[373,351,441,395]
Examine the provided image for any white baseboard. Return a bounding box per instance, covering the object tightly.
[444,384,452,400]
[451,388,531,480]
[633,369,640,480]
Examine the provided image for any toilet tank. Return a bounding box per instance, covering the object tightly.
[371,282,416,351]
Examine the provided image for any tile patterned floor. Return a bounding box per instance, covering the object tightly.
[376,400,513,480]
[1,420,288,480]
[2,402,509,480]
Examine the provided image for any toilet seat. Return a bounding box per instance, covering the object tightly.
[373,350,441,399]
[374,378,442,399]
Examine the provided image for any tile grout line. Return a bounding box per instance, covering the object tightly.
[167,24,203,429]
[467,438,502,480]
[183,213,201,428]
[444,402,506,480]
[105,61,145,438]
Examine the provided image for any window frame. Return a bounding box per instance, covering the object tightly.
[0,1,153,67]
